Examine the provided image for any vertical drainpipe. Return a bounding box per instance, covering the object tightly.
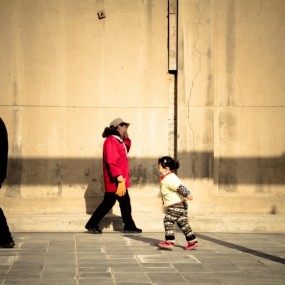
[168,0,178,160]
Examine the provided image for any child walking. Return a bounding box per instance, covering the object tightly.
[158,156,198,250]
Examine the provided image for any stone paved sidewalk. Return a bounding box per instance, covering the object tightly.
[0,232,284,284]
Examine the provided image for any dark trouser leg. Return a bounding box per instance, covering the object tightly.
[86,192,117,228]
[117,190,136,229]
[176,202,197,241]
[0,208,12,242]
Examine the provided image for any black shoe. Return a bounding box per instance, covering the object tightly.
[124,227,142,233]
[85,227,102,234]
[0,238,15,248]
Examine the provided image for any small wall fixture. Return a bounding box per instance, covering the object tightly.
[97,10,106,20]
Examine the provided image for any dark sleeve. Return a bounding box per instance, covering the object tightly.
[177,184,191,197]
[0,118,8,186]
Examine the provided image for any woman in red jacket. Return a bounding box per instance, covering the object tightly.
[85,118,142,234]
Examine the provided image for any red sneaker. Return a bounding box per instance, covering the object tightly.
[159,240,175,250]
[184,241,198,250]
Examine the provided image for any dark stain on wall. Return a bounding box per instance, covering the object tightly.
[226,0,236,105]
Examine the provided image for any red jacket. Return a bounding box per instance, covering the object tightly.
[103,135,131,192]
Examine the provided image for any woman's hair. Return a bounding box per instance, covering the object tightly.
[102,126,120,138]
[158,156,180,170]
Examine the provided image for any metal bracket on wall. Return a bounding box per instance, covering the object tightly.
[97,10,106,20]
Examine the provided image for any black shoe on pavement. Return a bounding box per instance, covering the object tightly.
[0,237,15,248]
[85,227,102,234]
[124,227,142,233]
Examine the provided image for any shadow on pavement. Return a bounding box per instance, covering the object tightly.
[124,234,161,247]
[197,233,285,264]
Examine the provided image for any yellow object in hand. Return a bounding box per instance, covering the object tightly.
[116,179,126,196]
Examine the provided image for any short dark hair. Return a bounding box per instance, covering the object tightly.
[102,126,120,138]
[158,156,180,170]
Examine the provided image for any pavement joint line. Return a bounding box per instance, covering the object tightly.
[74,232,79,285]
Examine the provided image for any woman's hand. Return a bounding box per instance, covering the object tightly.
[123,131,128,139]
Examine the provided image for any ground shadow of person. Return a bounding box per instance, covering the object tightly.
[124,231,187,250]
[124,234,161,246]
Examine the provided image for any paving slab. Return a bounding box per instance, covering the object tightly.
[0,232,284,284]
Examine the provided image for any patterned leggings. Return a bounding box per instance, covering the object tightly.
[163,202,196,242]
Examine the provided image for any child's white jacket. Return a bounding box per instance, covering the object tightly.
[160,171,189,207]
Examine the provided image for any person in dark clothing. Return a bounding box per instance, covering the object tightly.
[0,117,15,248]
[85,118,142,234]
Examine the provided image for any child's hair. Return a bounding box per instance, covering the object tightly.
[158,156,180,171]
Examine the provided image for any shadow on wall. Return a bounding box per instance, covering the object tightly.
[5,157,159,188]
[3,153,285,219]
[5,152,285,187]
[178,152,285,186]
[4,156,160,217]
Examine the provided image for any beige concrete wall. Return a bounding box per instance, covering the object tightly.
[1,0,284,232]
[177,0,285,221]
[0,0,170,230]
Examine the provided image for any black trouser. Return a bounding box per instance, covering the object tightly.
[86,190,137,230]
[0,208,12,242]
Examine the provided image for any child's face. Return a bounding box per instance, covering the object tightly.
[158,163,169,174]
